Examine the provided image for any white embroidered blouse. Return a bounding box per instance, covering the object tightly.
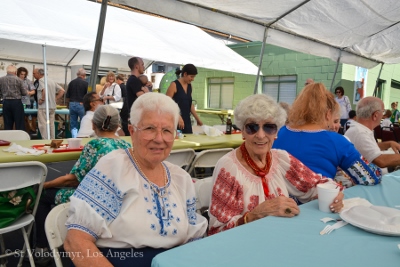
[66,149,207,249]
[208,149,339,235]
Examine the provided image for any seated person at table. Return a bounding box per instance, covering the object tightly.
[77,92,103,137]
[64,92,207,267]
[208,94,344,235]
[273,83,381,186]
[34,105,131,264]
[345,96,400,169]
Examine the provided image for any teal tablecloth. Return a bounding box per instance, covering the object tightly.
[152,172,400,267]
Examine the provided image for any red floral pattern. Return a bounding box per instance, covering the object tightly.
[247,195,259,211]
[285,154,323,192]
[209,168,244,222]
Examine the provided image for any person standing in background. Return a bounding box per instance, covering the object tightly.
[17,67,36,133]
[34,68,65,139]
[166,64,203,133]
[99,71,121,105]
[66,68,88,132]
[0,65,27,130]
[335,86,352,127]
[390,102,399,123]
[116,74,130,136]
[304,78,314,86]
[126,57,150,110]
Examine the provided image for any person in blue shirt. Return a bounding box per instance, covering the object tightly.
[273,83,381,186]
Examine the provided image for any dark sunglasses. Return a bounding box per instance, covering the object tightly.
[244,123,278,135]
[335,91,341,94]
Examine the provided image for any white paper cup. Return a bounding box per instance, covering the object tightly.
[67,138,81,149]
[317,183,339,213]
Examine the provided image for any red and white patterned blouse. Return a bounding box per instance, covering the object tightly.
[208,149,339,235]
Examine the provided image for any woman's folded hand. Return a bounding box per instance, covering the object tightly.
[247,196,300,222]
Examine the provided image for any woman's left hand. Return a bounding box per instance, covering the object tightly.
[329,191,344,213]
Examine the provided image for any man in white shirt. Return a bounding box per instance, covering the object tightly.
[77,92,103,137]
[345,96,400,168]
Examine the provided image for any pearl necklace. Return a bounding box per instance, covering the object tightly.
[129,149,168,197]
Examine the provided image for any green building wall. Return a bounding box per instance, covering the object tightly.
[190,41,400,126]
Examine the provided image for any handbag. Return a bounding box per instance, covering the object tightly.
[0,186,36,228]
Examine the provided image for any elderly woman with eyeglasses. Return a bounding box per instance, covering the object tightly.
[64,92,207,267]
[208,94,343,236]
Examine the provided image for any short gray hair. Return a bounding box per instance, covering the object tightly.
[234,94,286,130]
[130,92,180,127]
[77,68,86,76]
[37,68,45,75]
[356,97,382,119]
[92,105,120,132]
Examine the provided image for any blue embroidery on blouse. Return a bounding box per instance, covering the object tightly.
[150,224,156,230]
[186,197,197,225]
[67,224,99,240]
[72,168,125,222]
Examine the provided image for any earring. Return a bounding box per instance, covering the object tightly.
[242,137,245,140]
[274,136,278,140]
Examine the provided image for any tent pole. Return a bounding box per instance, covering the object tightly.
[254,27,269,94]
[90,0,108,92]
[373,63,384,97]
[330,50,342,92]
[42,44,50,140]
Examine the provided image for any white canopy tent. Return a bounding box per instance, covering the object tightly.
[114,0,400,69]
[0,0,258,75]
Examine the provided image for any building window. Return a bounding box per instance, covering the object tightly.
[208,77,234,109]
[262,75,297,104]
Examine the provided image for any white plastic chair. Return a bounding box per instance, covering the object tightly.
[0,161,47,267]
[187,148,234,178]
[0,130,30,141]
[166,149,196,171]
[194,177,214,213]
[44,202,70,267]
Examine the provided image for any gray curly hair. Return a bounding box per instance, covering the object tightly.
[92,105,120,132]
[234,94,286,130]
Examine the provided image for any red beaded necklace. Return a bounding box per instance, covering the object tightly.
[240,142,271,197]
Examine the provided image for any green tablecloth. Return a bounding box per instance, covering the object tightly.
[0,134,243,163]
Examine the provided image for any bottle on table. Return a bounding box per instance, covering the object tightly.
[33,101,37,109]
[226,115,232,135]
[71,128,78,138]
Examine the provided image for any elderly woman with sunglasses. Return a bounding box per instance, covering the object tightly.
[64,93,207,267]
[208,94,343,236]
[273,83,381,186]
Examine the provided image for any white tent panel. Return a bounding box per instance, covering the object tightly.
[115,0,400,68]
[0,0,258,75]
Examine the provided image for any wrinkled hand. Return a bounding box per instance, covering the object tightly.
[329,191,344,213]
[178,116,185,130]
[390,141,400,154]
[248,196,300,222]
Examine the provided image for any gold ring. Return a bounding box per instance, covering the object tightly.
[285,208,292,214]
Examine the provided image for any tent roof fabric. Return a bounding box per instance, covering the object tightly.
[114,0,400,68]
[0,0,258,74]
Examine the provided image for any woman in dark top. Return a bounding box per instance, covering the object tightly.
[166,64,203,133]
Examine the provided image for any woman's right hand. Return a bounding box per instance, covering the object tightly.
[247,196,300,222]
[178,116,185,130]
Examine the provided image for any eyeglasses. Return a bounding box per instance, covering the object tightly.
[133,125,176,142]
[91,99,103,103]
[244,123,278,135]
[335,91,341,94]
